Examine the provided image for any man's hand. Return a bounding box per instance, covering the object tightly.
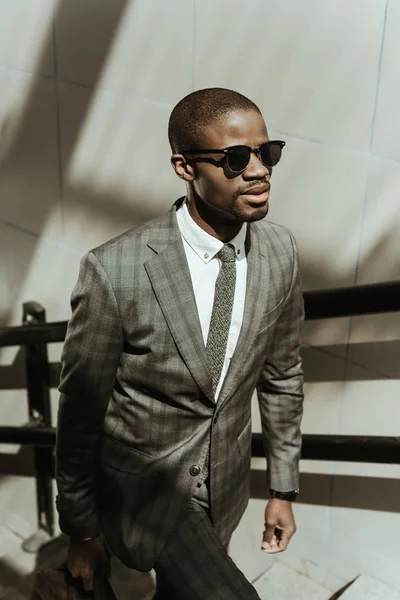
[261,498,296,554]
[67,536,110,591]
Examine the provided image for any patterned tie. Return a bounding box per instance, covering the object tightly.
[197,244,237,486]
[206,243,237,394]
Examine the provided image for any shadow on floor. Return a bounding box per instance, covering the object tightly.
[0,533,155,600]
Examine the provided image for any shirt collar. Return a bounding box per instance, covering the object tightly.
[176,200,247,264]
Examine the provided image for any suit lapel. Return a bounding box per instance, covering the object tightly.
[144,204,214,403]
[217,226,268,407]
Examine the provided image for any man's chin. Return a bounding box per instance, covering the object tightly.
[232,203,269,223]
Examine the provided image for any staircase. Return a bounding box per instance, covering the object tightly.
[337,575,400,600]
[253,562,400,600]
[253,561,332,599]
[1,525,400,600]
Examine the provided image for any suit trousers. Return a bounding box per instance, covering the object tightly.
[153,481,261,600]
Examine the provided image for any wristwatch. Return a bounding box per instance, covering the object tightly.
[269,488,299,502]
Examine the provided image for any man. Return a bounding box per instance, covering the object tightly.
[56,88,304,599]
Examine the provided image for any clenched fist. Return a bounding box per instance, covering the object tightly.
[67,536,110,591]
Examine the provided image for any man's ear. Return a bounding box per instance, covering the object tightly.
[171,154,195,181]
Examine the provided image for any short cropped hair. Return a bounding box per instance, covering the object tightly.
[168,88,261,153]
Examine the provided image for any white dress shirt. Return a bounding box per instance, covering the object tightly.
[176,201,248,401]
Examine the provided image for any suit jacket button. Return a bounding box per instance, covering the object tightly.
[189,465,201,476]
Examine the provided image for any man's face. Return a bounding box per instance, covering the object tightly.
[190,109,272,223]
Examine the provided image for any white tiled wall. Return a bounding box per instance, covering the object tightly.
[372,0,400,161]
[0,0,399,590]
[58,84,183,251]
[194,0,386,151]
[0,0,54,76]
[357,156,400,284]
[267,134,369,290]
[0,69,61,238]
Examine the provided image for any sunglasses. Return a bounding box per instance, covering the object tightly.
[183,140,285,174]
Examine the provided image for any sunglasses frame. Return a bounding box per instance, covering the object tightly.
[183,140,286,173]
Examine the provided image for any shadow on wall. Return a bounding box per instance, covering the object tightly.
[302,341,400,381]
[251,470,400,514]
[0,0,151,330]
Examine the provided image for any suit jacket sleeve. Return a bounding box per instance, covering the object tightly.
[56,251,123,540]
[256,231,304,492]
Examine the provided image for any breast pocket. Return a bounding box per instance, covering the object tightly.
[257,296,285,334]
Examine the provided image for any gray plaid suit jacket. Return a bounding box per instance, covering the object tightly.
[56,198,304,571]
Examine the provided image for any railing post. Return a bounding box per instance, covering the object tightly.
[21,301,55,552]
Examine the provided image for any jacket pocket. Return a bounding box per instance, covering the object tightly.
[238,418,252,457]
[100,434,153,475]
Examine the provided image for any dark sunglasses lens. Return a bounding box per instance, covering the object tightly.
[226,146,251,172]
[260,142,283,167]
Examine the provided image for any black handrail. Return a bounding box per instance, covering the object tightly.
[1,280,399,348]
[0,321,67,348]
[0,425,56,446]
[303,280,400,320]
[253,433,400,464]
[1,425,399,464]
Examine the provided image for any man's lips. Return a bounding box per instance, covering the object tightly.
[240,184,270,203]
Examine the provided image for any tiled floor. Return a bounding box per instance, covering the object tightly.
[254,561,330,600]
[340,575,400,600]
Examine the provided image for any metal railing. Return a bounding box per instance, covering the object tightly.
[0,280,399,550]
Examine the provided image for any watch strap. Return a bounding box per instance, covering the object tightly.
[269,488,299,502]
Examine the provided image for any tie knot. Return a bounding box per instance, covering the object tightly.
[217,243,236,263]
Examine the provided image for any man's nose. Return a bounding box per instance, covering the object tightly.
[243,151,271,179]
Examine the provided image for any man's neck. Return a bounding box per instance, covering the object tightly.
[186,197,243,243]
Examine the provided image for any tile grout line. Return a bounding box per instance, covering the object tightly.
[328,3,391,533]
[353,0,390,289]
[192,0,196,91]
[51,1,65,237]
[0,219,82,255]
[301,342,393,380]
[369,0,390,152]
[1,64,399,163]
[0,64,173,108]
[351,0,389,289]
[271,127,400,165]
